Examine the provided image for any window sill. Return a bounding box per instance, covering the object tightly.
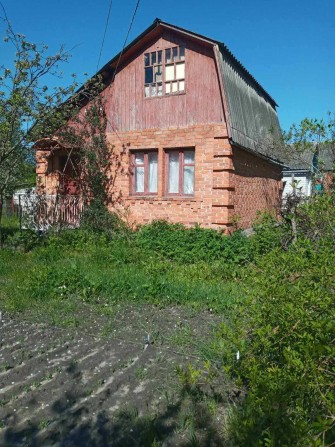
[128,195,196,202]
[144,92,186,100]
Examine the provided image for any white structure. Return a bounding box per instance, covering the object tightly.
[282,170,312,199]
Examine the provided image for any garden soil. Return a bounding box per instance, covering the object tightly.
[0,304,234,446]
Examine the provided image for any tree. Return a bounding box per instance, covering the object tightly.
[54,85,127,233]
[283,114,335,175]
[0,10,79,226]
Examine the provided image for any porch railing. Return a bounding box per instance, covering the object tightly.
[16,194,83,230]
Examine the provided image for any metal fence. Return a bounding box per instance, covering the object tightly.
[12,194,83,231]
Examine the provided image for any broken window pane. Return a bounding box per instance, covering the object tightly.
[176,62,185,80]
[155,65,162,82]
[144,53,150,66]
[145,67,153,84]
[145,46,185,98]
[151,52,156,65]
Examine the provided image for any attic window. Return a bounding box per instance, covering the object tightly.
[144,46,185,98]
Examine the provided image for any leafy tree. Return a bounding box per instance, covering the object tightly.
[55,87,128,233]
[282,114,335,175]
[0,11,78,225]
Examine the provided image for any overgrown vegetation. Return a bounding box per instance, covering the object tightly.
[0,11,80,227]
[212,192,335,447]
[1,191,334,446]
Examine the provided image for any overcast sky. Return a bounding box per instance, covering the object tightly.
[1,0,334,130]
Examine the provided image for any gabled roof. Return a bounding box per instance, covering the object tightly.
[96,19,277,106]
[79,19,282,159]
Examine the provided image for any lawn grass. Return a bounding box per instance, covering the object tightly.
[0,231,243,327]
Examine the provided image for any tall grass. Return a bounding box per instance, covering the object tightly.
[0,232,242,323]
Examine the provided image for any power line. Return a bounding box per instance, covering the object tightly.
[105,0,141,145]
[111,0,141,84]
[95,0,141,144]
[96,0,114,71]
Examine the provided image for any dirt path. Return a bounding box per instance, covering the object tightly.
[0,305,231,446]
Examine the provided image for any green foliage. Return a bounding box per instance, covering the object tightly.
[215,197,335,446]
[283,115,335,152]
[0,15,78,207]
[6,229,41,252]
[80,203,130,238]
[0,229,241,317]
[1,199,334,446]
[0,215,19,246]
[251,212,289,255]
[293,192,335,244]
[137,220,253,266]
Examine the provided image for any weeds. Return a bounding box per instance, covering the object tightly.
[1,199,334,446]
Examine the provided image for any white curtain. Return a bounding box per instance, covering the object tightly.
[183,151,194,194]
[168,152,179,193]
[135,167,144,192]
[148,153,158,193]
[183,166,194,194]
[135,153,144,192]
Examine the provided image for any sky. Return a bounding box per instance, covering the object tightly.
[1,0,334,130]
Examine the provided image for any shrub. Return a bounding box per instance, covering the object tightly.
[136,220,253,266]
[5,229,42,252]
[219,239,335,446]
[80,201,130,239]
[294,192,335,245]
[251,212,289,255]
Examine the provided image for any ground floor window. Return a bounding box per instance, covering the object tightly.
[166,149,195,195]
[131,151,158,194]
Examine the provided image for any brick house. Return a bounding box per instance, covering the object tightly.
[35,19,283,231]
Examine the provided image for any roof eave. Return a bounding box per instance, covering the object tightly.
[231,140,285,167]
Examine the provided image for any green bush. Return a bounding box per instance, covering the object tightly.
[80,201,130,238]
[136,220,253,266]
[218,238,335,446]
[5,229,42,252]
[251,212,289,255]
[294,192,335,244]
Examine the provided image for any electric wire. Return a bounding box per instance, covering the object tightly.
[105,0,141,144]
[110,0,141,84]
[96,0,114,71]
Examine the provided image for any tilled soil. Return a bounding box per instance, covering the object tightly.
[0,304,232,447]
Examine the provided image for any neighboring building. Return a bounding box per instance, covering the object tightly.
[282,145,334,199]
[35,19,284,231]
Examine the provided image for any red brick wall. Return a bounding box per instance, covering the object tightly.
[108,124,232,229]
[231,146,283,229]
[35,126,283,231]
